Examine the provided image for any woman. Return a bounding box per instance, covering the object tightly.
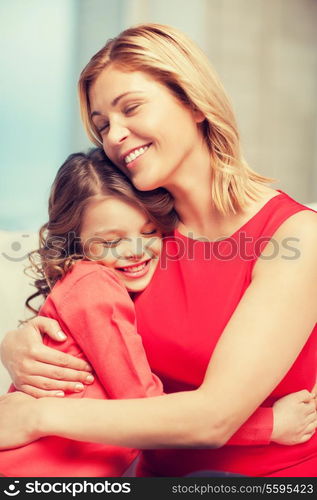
[1,24,316,477]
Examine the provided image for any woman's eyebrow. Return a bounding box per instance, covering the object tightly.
[111,90,144,106]
[91,91,144,117]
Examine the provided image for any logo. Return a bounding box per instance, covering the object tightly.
[3,481,20,496]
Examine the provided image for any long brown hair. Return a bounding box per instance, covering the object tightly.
[26,147,176,314]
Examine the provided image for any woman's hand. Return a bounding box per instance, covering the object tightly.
[0,317,94,398]
[271,390,317,445]
[0,392,40,449]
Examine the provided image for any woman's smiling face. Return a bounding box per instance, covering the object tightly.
[88,66,204,191]
[80,195,162,293]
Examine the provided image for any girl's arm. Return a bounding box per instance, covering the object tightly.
[0,211,316,449]
[229,390,316,446]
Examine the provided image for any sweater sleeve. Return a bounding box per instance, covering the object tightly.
[51,265,164,399]
[226,407,273,445]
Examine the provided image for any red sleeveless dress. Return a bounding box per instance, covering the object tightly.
[134,191,317,477]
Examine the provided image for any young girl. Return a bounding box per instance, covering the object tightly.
[0,147,172,477]
[0,148,314,477]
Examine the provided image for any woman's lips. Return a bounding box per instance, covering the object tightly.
[123,144,151,168]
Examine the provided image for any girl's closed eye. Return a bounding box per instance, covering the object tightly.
[101,238,122,247]
[142,228,158,236]
[102,229,157,245]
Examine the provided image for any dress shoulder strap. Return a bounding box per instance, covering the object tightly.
[246,190,316,241]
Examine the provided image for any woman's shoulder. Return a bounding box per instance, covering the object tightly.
[269,209,317,257]
[278,208,317,230]
[253,206,317,277]
[250,189,317,277]
[268,189,317,237]
[248,187,316,236]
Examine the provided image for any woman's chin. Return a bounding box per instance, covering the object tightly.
[132,176,162,192]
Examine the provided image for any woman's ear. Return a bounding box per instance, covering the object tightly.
[193,108,205,124]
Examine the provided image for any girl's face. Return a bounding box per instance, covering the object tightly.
[80,196,162,293]
[88,66,204,191]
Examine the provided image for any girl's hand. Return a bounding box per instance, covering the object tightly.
[0,317,93,398]
[271,390,317,445]
[0,392,40,449]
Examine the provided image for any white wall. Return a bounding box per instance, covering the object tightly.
[1,0,316,233]
[121,0,317,204]
[0,0,78,231]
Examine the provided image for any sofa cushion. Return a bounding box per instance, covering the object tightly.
[0,230,38,393]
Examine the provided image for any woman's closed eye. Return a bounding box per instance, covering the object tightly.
[97,122,109,134]
[95,103,143,134]
[123,103,142,115]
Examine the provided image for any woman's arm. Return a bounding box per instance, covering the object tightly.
[51,264,317,446]
[0,211,316,450]
[2,279,307,447]
[3,318,314,447]
[0,318,93,397]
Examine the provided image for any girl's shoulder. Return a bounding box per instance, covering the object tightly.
[52,260,124,296]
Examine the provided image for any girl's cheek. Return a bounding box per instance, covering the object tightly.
[144,238,161,257]
[153,238,163,257]
[157,236,163,250]
[86,245,111,262]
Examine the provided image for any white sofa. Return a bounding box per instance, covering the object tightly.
[1,201,316,394]
[0,230,38,393]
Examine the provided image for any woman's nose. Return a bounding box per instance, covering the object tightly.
[107,120,129,146]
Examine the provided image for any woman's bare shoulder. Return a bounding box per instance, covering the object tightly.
[272,209,317,241]
[254,209,317,278]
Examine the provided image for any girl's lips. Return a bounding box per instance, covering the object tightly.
[116,259,152,279]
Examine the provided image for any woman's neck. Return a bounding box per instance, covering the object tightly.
[163,134,278,240]
[172,181,217,239]
[164,139,219,238]
[169,175,278,241]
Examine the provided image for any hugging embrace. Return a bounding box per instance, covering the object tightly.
[0,24,316,478]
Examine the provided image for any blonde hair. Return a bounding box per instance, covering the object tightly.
[78,23,274,214]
